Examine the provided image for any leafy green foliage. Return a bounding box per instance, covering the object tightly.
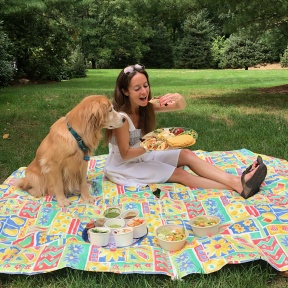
[211,35,226,68]
[219,34,273,69]
[0,1,80,81]
[66,46,87,78]
[142,24,174,68]
[175,10,215,68]
[0,22,13,87]
[0,0,287,78]
[196,0,288,36]
[280,46,288,68]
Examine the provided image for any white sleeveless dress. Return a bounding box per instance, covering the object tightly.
[103,112,181,187]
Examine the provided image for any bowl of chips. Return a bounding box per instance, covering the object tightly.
[189,215,220,237]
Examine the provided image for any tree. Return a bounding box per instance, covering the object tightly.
[0,21,14,87]
[219,34,273,69]
[195,0,288,35]
[0,0,78,81]
[142,24,174,68]
[72,0,151,68]
[174,10,215,69]
[211,35,226,68]
[194,0,288,65]
[280,46,288,67]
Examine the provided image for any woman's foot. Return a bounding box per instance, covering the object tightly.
[240,156,267,199]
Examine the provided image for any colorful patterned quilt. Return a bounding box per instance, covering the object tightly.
[0,149,288,279]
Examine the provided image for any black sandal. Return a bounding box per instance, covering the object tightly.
[240,155,267,199]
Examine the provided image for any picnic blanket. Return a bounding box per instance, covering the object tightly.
[0,148,288,279]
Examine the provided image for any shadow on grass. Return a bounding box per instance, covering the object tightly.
[1,85,287,183]
[189,89,288,111]
[157,90,287,160]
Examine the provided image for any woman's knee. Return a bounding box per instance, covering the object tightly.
[169,167,187,182]
[178,149,196,165]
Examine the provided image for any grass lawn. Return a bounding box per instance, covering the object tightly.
[0,68,288,287]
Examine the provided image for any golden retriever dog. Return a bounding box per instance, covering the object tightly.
[14,95,126,207]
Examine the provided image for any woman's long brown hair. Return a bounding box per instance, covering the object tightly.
[104,67,156,145]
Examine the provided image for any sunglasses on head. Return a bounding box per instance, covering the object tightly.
[123,64,145,75]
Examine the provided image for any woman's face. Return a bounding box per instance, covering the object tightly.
[124,72,150,108]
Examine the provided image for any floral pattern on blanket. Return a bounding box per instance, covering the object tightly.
[0,149,287,279]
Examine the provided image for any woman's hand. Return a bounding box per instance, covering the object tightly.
[153,93,186,112]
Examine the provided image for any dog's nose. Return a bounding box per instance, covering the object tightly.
[122,118,126,123]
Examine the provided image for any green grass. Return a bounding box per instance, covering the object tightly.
[1,68,288,287]
[0,261,286,288]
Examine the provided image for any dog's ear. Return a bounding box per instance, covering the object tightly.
[88,97,110,129]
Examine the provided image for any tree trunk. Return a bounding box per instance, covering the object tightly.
[91,58,96,69]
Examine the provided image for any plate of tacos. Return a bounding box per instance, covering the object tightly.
[140,127,198,151]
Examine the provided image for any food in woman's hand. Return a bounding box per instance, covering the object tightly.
[149,98,159,104]
[149,97,168,106]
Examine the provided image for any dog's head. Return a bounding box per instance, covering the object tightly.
[67,95,126,132]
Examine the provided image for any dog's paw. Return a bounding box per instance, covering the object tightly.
[57,197,71,207]
[81,194,96,204]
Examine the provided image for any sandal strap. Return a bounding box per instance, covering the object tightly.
[242,164,253,176]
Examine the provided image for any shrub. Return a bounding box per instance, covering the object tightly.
[280,46,288,68]
[211,35,226,69]
[219,34,273,69]
[0,22,13,87]
[66,47,87,79]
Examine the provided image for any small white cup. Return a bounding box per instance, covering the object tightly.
[104,218,126,232]
[120,209,140,223]
[112,227,134,247]
[126,217,147,238]
[103,207,121,221]
[88,227,111,246]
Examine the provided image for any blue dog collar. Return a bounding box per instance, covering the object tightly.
[66,119,90,161]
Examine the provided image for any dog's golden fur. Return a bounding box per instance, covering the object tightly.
[15,95,125,207]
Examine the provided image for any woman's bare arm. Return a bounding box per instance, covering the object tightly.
[114,120,146,160]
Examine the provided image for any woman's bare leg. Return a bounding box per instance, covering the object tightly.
[168,149,259,194]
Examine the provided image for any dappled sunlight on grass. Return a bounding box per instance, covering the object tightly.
[1,69,288,287]
[1,68,288,183]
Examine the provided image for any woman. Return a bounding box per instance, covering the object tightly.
[104,64,267,198]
